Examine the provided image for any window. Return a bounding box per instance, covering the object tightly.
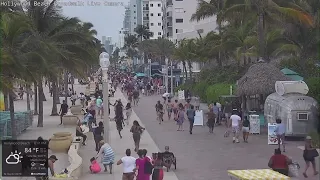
[175,8,184,13]
[150,3,153,7]
[134,11,136,13]
[158,13,161,16]
[151,23,154,26]
[176,29,183,33]
[158,3,161,7]
[158,22,161,26]
[134,22,136,25]
[176,0,183,1]
[134,17,136,19]
[176,18,183,23]
[133,5,136,7]
[158,32,162,35]
[297,112,308,121]
[150,13,153,16]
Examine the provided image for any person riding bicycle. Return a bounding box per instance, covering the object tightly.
[155,101,164,124]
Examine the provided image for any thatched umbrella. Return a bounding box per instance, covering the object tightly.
[236,62,291,96]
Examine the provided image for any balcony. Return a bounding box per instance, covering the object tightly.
[143,17,149,21]
[167,23,172,27]
[166,11,172,18]
[166,0,172,6]
[143,7,149,11]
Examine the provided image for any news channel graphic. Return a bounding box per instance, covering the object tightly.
[2,140,49,177]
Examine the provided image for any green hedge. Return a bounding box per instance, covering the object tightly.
[205,83,235,103]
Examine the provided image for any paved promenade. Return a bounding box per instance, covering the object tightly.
[4,84,179,180]
[79,89,179,180]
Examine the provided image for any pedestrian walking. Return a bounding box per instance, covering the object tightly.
[303,136,319,178]
[59,100,68,125]
[125,103,132,125]
[242,116,250,142]
[186,105,196,134]
[229,110,241,143]
[206,108,215,133]
[115,102,124,138]
[136,149,152,180]
[176,103,185,131]
[274,118,286,152]
[130,120,145,152]
[116,149,136,180]
[92,121,103,151]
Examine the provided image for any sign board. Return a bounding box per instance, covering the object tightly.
[2,140,49,177]
[99,84,103,90]
[194,110,204,126]
[268,123,282,145]
[178,90,185,100]
[89,82,96,94]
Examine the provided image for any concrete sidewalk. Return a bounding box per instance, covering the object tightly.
[5,84,86,180]
[79,89,179,180]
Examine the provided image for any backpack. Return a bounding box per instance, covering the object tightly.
[144,159,153,174]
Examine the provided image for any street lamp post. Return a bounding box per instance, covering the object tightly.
[165,58,169,93]
[148,59,151,79]
[99,52,110,143]
[170,60,173,95]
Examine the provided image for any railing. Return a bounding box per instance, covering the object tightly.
[143,17,149,21]
[0,111,33,139]
[143,7,149,11]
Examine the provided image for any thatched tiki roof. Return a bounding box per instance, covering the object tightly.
[236,62,291,96]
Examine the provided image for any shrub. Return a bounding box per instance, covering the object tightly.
[305,77,320,103]
[205,83,234,103]
[193,81,209,101]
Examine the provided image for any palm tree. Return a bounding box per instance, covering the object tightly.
[124,34,139,60]
[134,25,152,41]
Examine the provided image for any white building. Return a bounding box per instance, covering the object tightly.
[129,0,138,35]
[126,0,163,39]
[142,0,163,39]
[162,0,217,73]
[162,0,217,43]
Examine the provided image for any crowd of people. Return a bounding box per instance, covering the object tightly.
[53,69,319,180]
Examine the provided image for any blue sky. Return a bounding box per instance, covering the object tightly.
[61,0,129,44]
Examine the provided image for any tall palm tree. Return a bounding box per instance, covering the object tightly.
[134,25,152,41]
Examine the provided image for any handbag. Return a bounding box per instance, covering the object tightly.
[309,149,319,158]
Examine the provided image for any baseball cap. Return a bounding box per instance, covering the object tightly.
[49,155,58,160]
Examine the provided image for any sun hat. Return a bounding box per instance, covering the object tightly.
[306,136,312,140]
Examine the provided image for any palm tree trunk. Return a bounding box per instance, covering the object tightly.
[257,11,266,60]
[71,76,74,93]
[4,91,9,111]
[33,82,38,115]
[182,61,188,82]
[51,80,59,116]
[64,70,68,102]
[37,80,44,127]
[187,60,193,80]
[9,92,17,139]
[26,85,31,111]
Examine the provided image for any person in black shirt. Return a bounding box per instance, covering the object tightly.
[59,100,68,125]
[242,116,250,143]
[93,122,104,151]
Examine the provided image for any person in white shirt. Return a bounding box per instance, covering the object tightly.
[229,110,242,143]
[117,149,136,180]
